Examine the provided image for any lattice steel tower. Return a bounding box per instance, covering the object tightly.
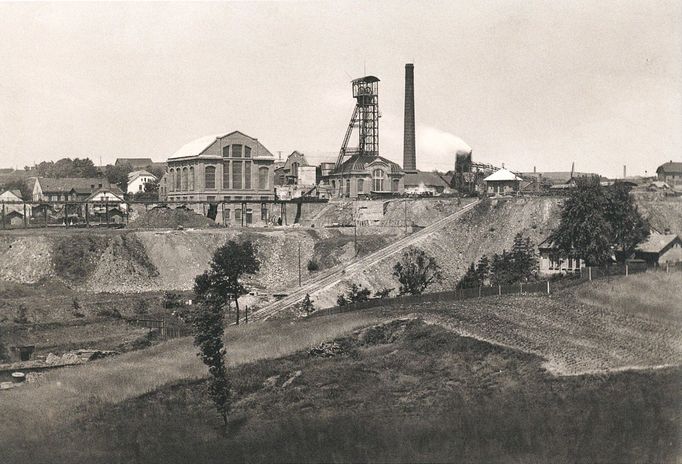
[334,76,380,170]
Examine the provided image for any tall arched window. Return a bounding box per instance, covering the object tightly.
[244,161,252,189]
[181,167,188,191]
[258,166,269,190]
[223,162,230,190]
[233,161,242,189]
[291,162,299,178]
[175,168,181,191]
[205,166,216,190]
[189,166,194,190]
[169,169,175,192]
[357,178,364,193]
[372,169,385,192]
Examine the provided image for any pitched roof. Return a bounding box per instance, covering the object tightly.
[127,170,156,182]
[656,161,682,174]
[332,153,402,175]
[168,131,274,160]
[0,189,23,201]
[84,187,125,202]
[484,168,522,182]
[403,171,450,188]
[37,177,110,194]
[636,233,682,254]
[115,158,153,168]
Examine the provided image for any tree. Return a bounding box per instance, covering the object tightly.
[511,233,537,281]
[33,157,99,178]
[104,163,134,192]
[393,247,442,295]
[192,240,260,427]
[476,255,490,286]
[133,179,160,201]
[2,177,31,201]
[457,262,479,289]
[605,182,650,259]
[335,283,371,307]
[301,293,315,314]
[549,177,649,265]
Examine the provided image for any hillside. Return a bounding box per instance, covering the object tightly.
[635,195,682,235]
[309,197,562,308]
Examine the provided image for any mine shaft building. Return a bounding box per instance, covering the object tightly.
[161,131,276,203]
[327,75,405,198]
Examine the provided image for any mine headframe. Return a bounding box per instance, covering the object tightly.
[334,75,381,171]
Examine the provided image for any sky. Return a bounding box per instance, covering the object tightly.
[0,1,680,178]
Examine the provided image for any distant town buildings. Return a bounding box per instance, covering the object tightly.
[127,170,157,194]
[32,177,111,202]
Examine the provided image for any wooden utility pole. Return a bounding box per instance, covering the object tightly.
[298,242,302,287]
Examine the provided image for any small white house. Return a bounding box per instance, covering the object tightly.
[483,169,522,195]
[127,170,157,195]
[85,188,128,214]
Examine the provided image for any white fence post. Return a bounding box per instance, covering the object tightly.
[546,280,550,295]
[498,285,501,296]
[625,264,629,276]
[478,286,481,298]
[588,266,592,281]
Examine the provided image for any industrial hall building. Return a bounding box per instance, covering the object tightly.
[160,131,276,202]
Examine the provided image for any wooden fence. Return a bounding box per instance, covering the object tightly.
[128,318,192,339]
[311,261,678,318]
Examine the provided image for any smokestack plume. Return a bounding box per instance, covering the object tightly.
[403,63,417,172]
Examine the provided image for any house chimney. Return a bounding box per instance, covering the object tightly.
[623,165,626,179]
[533,166,536,174]
[403,63,417,173]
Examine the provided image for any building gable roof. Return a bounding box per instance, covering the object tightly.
[403,171,450,188]
[484,168,522,182]
[169,131,275,160]
[37,177,110,195]
[128,170,157,182]
[636,233,682,254]
[115,158,153,168]
[656,162,682,175]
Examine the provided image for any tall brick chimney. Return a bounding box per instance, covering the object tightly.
[403,63,417,172]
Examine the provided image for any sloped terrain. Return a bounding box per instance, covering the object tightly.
[635,196,682,235]
[7,317,678,463]
[309,197,562,308]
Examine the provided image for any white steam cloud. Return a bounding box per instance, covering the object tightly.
[416,125,472,171]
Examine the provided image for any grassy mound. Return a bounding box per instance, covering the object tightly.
[30,318,681,463]
[53,235,110,282]
[128,207,217,229]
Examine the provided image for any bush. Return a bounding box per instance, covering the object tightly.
[301,294,315,314]
[134,299,150,315]
[307,259,320,272]
[336,284,371,307]
[14,304,29,324]
[96,307,122,319]
[374,288,393,299]
[163,291,183,309]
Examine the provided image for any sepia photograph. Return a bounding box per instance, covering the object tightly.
[0,1,680,463]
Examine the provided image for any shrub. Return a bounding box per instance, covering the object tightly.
[374,288,393,299]
[134,299,150,315]
[301,294,315,314]
[53,236,108,281]
[14,304,29,324]
[307,259,320,272]
[393,247,442,295]
[336,294,348,307]
[163,291,183,309]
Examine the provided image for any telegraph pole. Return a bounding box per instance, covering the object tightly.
[298,242,302,287]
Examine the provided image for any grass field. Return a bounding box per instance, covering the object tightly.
[1,272,680,463]
[12,319,682,463]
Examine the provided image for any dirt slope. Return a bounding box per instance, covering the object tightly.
[309,197,562,308]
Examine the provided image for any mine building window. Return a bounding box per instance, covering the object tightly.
[205,166,216,190]
[357,178,364,193]
[224,209,230,219]
[235,208,242,220]
[372,169,385,191]
[345,179,351,196]
[233,162,243,189]
[261,203,268,221]
[232,145,242,158]
[244,161,252,189]
[291,162,299,178]
[392,178,399,192]
[244,146,251,158]
[181,167,188,191]
[223,162,230,190]
[246,208,253,224]
[222,145,230,157]
[189,167,194,190]
[223,196,230,201]
[259,166,269,190]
